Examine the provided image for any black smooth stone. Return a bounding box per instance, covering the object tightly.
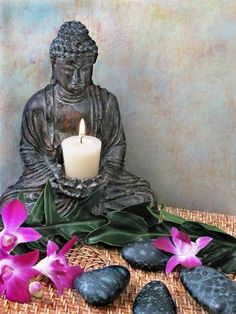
[133,281,177,314]
[74,265,130,306]
[121,239,170,271]
[180,266,236,314]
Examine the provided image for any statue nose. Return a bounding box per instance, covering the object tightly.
[72,69,80,84]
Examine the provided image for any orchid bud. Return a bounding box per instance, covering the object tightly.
[29,281,44,299]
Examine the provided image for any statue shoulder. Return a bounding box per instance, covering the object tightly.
[23,86,50,114]
[94,85,119,110]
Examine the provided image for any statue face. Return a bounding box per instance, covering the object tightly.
[54,57,93,93]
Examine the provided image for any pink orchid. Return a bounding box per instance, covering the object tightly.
[0,200,41,252]
[153,227,213,274]
[34,235,84,295]
[0,249,39,303]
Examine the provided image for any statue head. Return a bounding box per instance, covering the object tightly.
[49,21,98,94]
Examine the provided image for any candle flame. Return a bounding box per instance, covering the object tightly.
[79,118,86,136]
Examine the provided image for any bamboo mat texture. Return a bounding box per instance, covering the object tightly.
[1,207,235,314]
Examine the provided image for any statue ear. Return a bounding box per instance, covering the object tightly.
[50,62,57,86]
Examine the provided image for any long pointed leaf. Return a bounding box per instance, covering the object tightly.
[44,182,62,224]
[26,189,44,226]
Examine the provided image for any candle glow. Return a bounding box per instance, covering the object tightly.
[79,118,86,136]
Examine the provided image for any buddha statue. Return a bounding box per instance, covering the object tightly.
[0,21,156,216]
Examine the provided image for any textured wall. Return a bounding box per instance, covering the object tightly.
[0,0,236,214]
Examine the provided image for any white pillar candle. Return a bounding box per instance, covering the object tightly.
[61,119,102,179]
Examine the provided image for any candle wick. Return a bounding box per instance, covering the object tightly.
[80,136,84,144]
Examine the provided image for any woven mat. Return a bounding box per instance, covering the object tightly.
[1,207,236,314]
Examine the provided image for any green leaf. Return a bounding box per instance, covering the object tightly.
[160,209,186,224]
[18,192,25,204]
[23,182,107,251]
[44,181,63,225]
[86,211,149,246]
[192,221,227,234]
[121,201,159,227]
[180,221,235,243]
[199,241,236,273]
[65,186,104,221]
[159,209,227,234]
[20,184,236,274]
[27,189,44,226]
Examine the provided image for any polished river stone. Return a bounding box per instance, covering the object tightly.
[133,281,176,314]
[121,239,169,271]
[74,265,130,306]
[180,266,236,314]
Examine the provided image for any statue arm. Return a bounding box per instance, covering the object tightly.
[19,93,61,184]
[100,93,126,173]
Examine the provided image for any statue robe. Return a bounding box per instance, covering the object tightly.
[0,84,156,215]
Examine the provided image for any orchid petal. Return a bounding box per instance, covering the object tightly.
[0,281,6,296]
[51,260,66,275]
[178,231,191,243]
[171,227,191,247]
[60,256,67,266]
[60,265,84,288]
[49,274,64,295]
[1,200,27,230]
[15,267,39,282]
[13,250,39,268]
[0,248,10,260]
[180,255,202,269]
[16,227,42,244]
[153,237,176,254]
[195,237,213,253]
[171,227,182,247]
[57,235,78,258]
[47,241,59,256]
[166,255,181,274]
[5,276,30,303]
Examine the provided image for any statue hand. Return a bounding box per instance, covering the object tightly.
[56,174,104,198]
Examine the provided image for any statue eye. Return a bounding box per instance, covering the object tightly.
[62,67,74,75]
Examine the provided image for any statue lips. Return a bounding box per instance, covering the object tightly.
[70,83,85,92]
